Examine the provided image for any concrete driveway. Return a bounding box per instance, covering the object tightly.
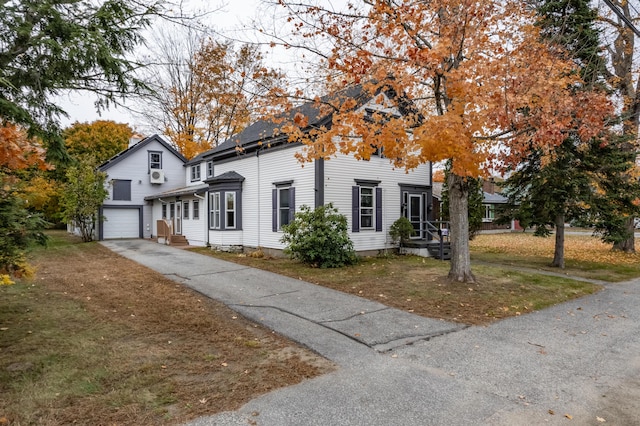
[101,240,640,425]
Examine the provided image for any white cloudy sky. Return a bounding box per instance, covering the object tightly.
[57,0,272,130]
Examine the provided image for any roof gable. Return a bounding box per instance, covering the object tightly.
[98,134,187,171]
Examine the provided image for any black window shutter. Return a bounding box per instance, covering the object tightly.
[236,190,242,230]
[288,187,296,223]
[272,189,278,232]
[375,187,383,232]
[352,186,360,232]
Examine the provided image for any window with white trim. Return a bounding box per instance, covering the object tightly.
[352,180,382,232]
[359,187,374,229]
[149,151,162,170]
[206,161,214,178]
[483,204,494,222]
[191,164,201,181]
[210,193,221,229]
[193,200,200,219]
[226,192,236,229]
[183,201,190,219]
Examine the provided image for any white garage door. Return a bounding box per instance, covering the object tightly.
[103,208,140,239]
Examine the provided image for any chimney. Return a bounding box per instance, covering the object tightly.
[129,133,144,148]
[483,178,496,194]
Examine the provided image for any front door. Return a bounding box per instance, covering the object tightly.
[169,202,182,235]
[174,202,182,235]
[408,194,423,239]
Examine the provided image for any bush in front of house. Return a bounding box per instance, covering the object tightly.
[389,216,415,247]
[281,204,357,268]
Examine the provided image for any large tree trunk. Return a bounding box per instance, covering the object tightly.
[447,173,475,283]
[552,214,565,268]
[613,217,636,253]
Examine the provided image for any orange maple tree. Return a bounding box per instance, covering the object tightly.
[160,39,284,159]
[0,123,50,172]
[267,0,611,282]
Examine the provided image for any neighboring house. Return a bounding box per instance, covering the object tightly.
[431,180,518,232]
[96,134,187,239]
[144,86,434,255]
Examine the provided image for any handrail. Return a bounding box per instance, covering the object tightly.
[421,220,450,242]
[156,219,173,245]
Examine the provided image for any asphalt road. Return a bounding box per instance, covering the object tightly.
[101,240,640,425]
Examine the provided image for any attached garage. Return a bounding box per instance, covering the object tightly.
[101,206,142,239]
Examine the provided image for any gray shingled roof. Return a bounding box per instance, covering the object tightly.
[205,170,245,183]
[199,83,419,161]
[98,134,187,171]
[208,85,367,158]
[144,183,209,201]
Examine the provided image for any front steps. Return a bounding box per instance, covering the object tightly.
[169,235,189,246]
[402,239,451,260]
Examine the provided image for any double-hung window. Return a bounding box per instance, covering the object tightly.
[183,201,190,220]
[149,152,162,170]
[352,180,382,232]
[483,204,494,222]
[359,187,374,229]
[272,181,295,231]
[226,192,236,229]
[208,172,244,231]
[193,200,200,219]
[210,193,221,229]
[191,164,201,181]
[206,161,214,178]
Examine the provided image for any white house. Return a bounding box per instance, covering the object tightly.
[96,134,187,239]
[142,87,434,255]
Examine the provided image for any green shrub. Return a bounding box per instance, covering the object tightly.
[389,216,415,246]
[281,204,357,268]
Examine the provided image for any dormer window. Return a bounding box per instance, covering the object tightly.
[191,164,201,181]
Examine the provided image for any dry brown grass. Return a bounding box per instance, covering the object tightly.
[0,232,333,425]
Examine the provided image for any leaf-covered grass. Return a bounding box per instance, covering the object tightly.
[470,233,640,282]
[0,232,331,425]
[190,247,600,325]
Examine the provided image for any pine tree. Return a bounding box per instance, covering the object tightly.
[501,0,620,267]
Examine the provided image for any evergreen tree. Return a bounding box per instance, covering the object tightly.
[501,137,592,268]
[0,0,162,165]
[501,0,627,267]
[0,173,48,276]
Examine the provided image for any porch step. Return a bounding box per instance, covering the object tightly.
[427,242,451,260]
[169,235,189,246]
[403,240,451,260]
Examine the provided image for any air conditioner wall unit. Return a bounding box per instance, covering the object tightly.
[150,169,165,184]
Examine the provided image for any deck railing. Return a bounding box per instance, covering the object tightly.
[156,219,173,245]
[421,220,450,242]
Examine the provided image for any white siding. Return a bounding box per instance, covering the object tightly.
[180,196,207,246]
[210,145,315,250]
[324,154,430,252]
[185,161,207,187]
[206,144,430,253]
[102,138,185,238]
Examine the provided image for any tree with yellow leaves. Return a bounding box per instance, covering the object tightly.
[141,30,285,159]
[265,0,611,282]
[63,120,133,166]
